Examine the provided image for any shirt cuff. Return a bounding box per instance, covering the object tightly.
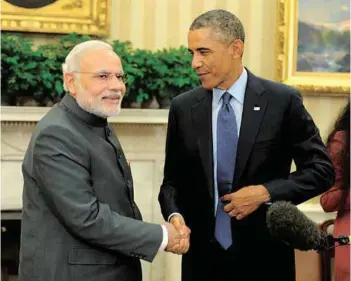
[167,212,183,222]
[158,225,168,252]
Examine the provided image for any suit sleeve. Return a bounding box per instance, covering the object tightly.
[33,125,163,262]
[264,91,335,204]
[158,101,182,220]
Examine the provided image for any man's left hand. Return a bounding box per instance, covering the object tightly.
[221,185,270,220]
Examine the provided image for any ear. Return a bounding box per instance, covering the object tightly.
[231,39,244,59]
[64,72,78,97]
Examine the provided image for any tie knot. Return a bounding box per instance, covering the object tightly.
[222,92,232,105]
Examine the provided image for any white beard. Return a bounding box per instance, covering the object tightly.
[75,83,123,118]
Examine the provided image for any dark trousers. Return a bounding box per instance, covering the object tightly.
[181,239,295,281]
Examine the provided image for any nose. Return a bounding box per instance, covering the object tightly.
[108,75,125,93]
[191,54,203,69]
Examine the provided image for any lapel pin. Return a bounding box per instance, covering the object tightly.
[254,106,260,111]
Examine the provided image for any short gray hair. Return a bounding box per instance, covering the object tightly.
[62,40,113,91]
[190,9,245,44]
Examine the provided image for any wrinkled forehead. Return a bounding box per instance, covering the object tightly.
[188,27,213,42]
[80,49,122,72]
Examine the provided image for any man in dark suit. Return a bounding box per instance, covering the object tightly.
[19,40,189,281]
[159,9,335,281]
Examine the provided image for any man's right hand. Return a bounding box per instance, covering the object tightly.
[163,217,190,254]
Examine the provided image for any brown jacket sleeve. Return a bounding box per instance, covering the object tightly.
[320,130,350,212]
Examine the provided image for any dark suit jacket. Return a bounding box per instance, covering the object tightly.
[19,94,163,281]
[159,70,335,281]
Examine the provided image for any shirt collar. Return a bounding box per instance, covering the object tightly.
[212,67,247,104]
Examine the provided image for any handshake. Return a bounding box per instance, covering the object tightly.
[163,215,191,255]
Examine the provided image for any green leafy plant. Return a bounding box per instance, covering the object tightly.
[1,32,200,108]
[154,47,199,107]
[1,33,43,105]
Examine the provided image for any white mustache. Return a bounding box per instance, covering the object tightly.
[101,92,122,99]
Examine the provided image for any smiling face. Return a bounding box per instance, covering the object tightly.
[64,48,126,118]
[187,27,244,90]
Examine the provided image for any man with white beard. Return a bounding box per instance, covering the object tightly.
[19,40,190,281]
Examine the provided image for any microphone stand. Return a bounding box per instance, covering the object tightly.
[333,235,350,245]
[321,235,349,281]
[328,234,350,248]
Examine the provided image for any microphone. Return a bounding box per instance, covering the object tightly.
[266,201,350,251]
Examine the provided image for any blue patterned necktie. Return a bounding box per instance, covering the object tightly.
[215,92,238,250]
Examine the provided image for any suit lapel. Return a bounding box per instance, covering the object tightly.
[191,89,214,200]
[235,71,267,183]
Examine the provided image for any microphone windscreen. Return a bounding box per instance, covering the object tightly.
[266,201,327,251]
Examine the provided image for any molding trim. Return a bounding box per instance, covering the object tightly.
[1,0,110,36]
[297,203,336,223]
[1,106,169,124]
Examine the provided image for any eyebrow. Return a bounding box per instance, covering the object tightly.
[95,69,125,74]
[188,47,211,53]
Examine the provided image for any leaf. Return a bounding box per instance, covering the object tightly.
[136,92,149,102]
[43,80,52,89]
[55,80,64,94]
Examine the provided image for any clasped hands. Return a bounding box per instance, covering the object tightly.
[221,184,270,220]
[164,215,191,255]
[163,185,269,254]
